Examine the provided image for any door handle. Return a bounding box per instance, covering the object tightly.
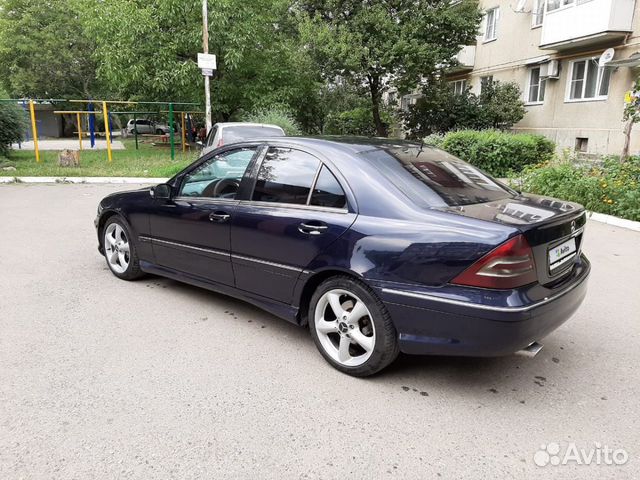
[209,211,231,223]
[298,222,328,235]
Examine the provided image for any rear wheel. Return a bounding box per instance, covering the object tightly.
[309,276,399,377]
[103,217,144,280]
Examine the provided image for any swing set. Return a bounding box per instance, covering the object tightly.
[1,98,201,163]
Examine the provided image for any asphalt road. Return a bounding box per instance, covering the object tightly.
[1,183,639,480]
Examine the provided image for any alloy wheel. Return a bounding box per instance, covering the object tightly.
[104,223,130,274]
[314,289,376,367]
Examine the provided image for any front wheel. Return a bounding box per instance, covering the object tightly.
[309,276,399,377]
[103,217,144,280]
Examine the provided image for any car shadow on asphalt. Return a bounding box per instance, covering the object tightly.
[145,275,567,396]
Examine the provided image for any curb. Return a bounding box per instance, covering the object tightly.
[0,176,168,184]
[2,176,639,233]
[588,211,640,233]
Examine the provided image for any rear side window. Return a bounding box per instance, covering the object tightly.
[362,147,515,207]
[310,166,346,208]
[252,148,320,204]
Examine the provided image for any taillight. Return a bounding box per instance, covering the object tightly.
[217,138,224,147]
[451,234,537,289]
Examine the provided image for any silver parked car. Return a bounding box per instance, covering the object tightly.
[201,122,285,156]
[126,119,178,135]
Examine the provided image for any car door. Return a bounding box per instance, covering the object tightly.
[148,145,262,286]
[230,146,357,303]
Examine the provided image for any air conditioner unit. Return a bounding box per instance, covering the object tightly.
[540,60,560,79]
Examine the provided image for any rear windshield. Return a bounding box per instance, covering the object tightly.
[361,146,516,207]
[222,126,284,143]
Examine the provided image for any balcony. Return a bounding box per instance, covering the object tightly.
[540,0,635,50]
[450,45,476,72]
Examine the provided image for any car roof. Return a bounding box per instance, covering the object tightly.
[240,136,421,154]
[215,122,285,130]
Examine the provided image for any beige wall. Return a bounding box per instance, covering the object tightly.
[449,0,640,156]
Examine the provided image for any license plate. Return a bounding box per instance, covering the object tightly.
[549,238,577,271]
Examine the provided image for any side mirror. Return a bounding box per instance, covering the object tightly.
[151,183,172,200]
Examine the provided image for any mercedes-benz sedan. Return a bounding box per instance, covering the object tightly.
[95,138,590,376]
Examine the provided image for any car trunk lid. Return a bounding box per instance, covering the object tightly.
[444,194,587,286]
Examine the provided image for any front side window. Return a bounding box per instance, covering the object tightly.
[484,8,499,41]
[252,148,320,204]
[568,58,611,101]
[450,79,468,95]
[527,67,546,104]
[179,147,257,198]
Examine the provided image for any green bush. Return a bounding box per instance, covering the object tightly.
[519,157,640,221]
[325,107,393,137]
[403,80,526,138]
[0,99,26,156]
[241,105,302,136]
[441,130,555,177]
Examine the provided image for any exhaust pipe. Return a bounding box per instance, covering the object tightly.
[516,341,543,357]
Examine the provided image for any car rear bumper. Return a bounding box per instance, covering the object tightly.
[372,255,590,356]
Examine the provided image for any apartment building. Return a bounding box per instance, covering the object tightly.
[418,0,640,155]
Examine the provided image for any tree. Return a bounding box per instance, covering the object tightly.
[0,0,98,98]
[477,81,526,129]
[298,0,482,136]
[402,80,481,138]
[621,77,640,162]
[0,93,26,156]
[402,79,526,138]
[82,0,321,124]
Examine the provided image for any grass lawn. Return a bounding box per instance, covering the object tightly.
[1,139,197,177]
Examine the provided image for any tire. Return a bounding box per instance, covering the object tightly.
[102,216,144,280]
[309,276,399,377]
[156,129,164,135]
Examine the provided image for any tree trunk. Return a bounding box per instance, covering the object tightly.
[369,76,386,137]
[621,119,633,162]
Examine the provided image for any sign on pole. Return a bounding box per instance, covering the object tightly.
[198,53,217,76]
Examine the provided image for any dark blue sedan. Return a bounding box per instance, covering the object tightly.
[95,137,590,376]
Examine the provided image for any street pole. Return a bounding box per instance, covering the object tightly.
[202,0,212,134]
[169,102,175,161]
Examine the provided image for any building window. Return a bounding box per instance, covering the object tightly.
[484,7,499,42]
[480,75,494,94]
[387,91,397,105]
[527,67,546,104]
[547,0,575,12]
[401,94,421,111]
[567,58,611,101]
[575,137,588,152]
[532,0,544,27]
[450,80,468,95]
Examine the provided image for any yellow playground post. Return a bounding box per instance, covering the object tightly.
[28,100,40,163]
[102,101,112,162]
[76,112,83,151]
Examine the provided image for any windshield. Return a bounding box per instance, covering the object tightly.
[361,146,516,207]
[222,126,285,143]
